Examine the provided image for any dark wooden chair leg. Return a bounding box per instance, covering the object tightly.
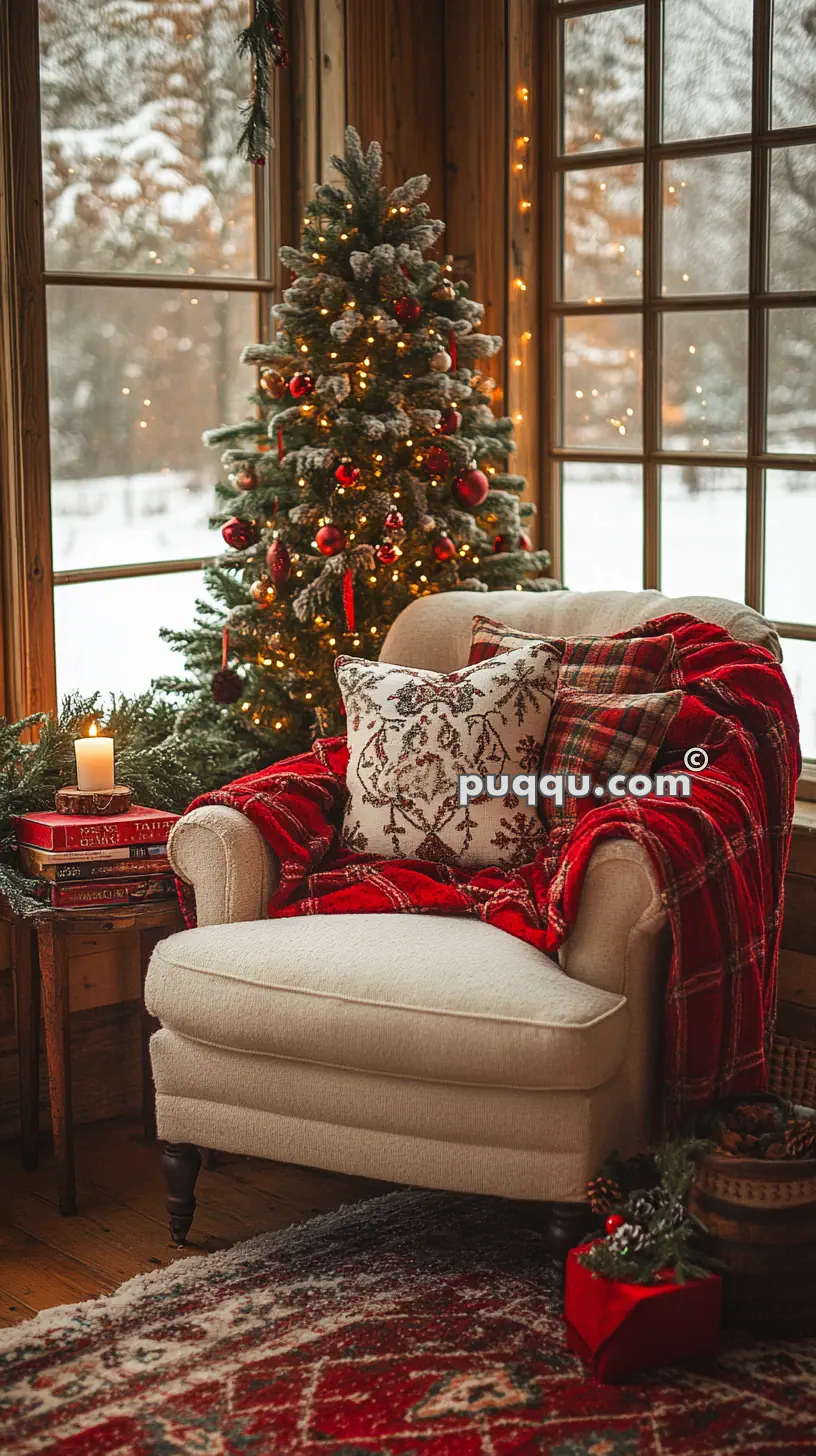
[544,1202,596,1263]
[139,927,163,1141]
[13,922,40,1172]
[38,921,76,1215]
[163,1142,202,1245]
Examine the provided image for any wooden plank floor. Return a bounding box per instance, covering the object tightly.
[0,1118,392,1328]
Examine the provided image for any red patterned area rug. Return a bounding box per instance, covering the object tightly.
[1,1189,815,1455]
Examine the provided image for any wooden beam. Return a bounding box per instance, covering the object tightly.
[443,0,507,364]
[506,0,540,520]
[318,0,347,180]
[345,0,445,222]
[289,0,321,231]
[0,0,56,717]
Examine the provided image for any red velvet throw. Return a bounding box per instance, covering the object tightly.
[182,614,800,1128]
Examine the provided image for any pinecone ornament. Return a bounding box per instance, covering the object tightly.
[626,1189,663,1221]
[609,1221,650,1256]
[784,1117,816,1159]
[586,1176,622,1215]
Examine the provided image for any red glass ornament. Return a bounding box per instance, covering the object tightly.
[289,372,314,399]
[376,539,400,566]
[605,1214,625,1235]
[221,517,258,550]
[518,529,532,551]
[211,667,243,704]
[335,458,361,487]
[315,523,346,556]
[235,466,259,492]
[433,535,456,562]
[493,534,512,553]
[451,467,489,509]
[251,156,266,169]
[439,407,462,436]
[426,445,451,476]
[383,509,404,532]
[266,538,291,584]
[394,295,421,327]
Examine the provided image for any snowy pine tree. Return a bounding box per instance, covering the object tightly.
[160,128,551,757]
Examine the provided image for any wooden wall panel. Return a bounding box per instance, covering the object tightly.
[319,0,347,179]
[0,930,142,1142]
[443,0,507,373]
[505,0,539,515]
[345,0,446,223]
[0,1003,141,1143]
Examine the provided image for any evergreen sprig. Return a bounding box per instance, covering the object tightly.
[580,1139,716,1285]
[0,695,221,916]
[236,1,288,164]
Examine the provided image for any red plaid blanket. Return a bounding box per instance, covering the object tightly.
[183,614,800,1128]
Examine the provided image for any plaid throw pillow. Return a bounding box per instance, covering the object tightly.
[541,686,682,830]
[469,614,678,694]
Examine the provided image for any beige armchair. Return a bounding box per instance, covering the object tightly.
[145,588,780,1248]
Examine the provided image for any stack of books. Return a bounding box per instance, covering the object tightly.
[14,806,179,909]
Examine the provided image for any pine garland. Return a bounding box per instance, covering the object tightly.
[236,1,288,164]
[580,1139,716,1286]
[0,694,246,915]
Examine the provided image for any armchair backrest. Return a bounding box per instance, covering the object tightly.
[380,588,781,674]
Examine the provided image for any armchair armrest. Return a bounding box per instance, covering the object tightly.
[168,805,279,926]
[559,840,669,1147]
[559,840,667,997]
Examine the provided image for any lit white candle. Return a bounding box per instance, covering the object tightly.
[74,723,115,792]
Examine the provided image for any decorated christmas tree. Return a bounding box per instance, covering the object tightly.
[160,128,550,762]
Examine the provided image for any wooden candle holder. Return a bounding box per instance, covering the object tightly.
[55,786,133,816]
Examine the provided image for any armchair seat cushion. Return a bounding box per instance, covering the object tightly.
[145,913,628,1093]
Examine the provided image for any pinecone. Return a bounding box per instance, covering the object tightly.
[610,1221,650,1256]
[626,1188,662,1221]
[784,1117,816,1160]
[586,1176,622,1215]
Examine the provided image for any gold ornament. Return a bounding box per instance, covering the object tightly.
[250,578,276,608]
[432,279,456,302]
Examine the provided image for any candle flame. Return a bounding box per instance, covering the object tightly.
[88,721,98,738]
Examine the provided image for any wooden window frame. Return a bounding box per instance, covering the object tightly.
[540,0,816,664]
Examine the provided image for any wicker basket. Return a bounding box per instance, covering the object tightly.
[769,1033,816,1106]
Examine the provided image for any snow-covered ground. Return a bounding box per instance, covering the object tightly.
[53,464,816,756]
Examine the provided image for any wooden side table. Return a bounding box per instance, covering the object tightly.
[7,900,183,1215]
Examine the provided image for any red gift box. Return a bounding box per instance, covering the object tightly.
[565,1243,721,1383]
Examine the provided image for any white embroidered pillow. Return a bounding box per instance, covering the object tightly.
[336,641,562,870]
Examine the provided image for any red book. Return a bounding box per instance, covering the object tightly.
[20,847,172,883]
[14,806,178,853]
[48,877,177,909]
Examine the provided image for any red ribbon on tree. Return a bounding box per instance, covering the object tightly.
[343,567,355,632]
[277,426,284,462]
[448,329,457,372]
